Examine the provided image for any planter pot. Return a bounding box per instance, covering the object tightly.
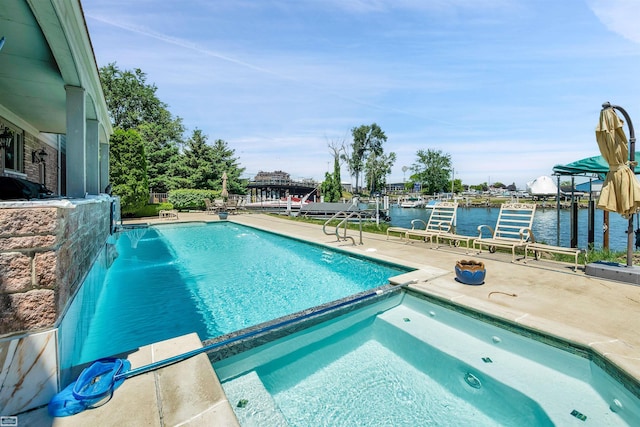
[455,260,486,285]
[218,212,229,220]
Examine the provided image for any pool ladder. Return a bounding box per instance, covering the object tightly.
[322,211,363,245]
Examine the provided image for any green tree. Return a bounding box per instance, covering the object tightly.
[210,138,246,195]
[176,129,217,189]
[100,63,167,129]
[470,182,489,192]
[343,123,387,193]
[174,132,246,193]
[138,120,184,192]
[109,128,149,214]
[365,152,396,194]
[410,149,452,195]
[321,141,344,202]
[448,178,464,194]
[100,63,185,193]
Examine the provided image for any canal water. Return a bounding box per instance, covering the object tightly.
[387,205,635,252]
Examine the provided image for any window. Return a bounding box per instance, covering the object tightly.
[2,128,23,173]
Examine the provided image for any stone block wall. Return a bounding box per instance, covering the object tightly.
[0,197,112,336]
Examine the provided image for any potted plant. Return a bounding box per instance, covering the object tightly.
[454,260,486,285]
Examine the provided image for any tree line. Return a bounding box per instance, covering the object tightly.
[101,63,244,213]
[102,62,467,210]
[321,128,465,202]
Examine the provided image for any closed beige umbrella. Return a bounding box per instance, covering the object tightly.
[596,107,640,218]
[596,103,639,267]
[221,171,229,199]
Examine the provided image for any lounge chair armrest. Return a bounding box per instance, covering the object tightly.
[522,227,536,243]
[410,219,428,230]
[477,224,494,238]
[436,222,451,232]
[518,227,534,242]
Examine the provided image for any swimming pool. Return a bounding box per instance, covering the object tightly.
[60,222,409,368]
[214,291,640,426]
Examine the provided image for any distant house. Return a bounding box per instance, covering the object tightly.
[254,170,291,184]
[248,170,318,201]
[576,180,603,195]
[385,182,405,194]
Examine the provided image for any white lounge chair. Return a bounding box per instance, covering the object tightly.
[387,218,428,241]
[387,202,472,249]
[204,198,217,214]
[473,203,536,262]
[404,201,458,243]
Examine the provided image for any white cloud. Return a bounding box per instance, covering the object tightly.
[81,0,640,189]
[588,0,640,44]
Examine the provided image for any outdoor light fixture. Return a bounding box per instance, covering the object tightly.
[32,148,48,164]
[0,126,12,149]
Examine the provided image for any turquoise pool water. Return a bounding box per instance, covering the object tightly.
[215,292,640,426]
[63,222,408,367]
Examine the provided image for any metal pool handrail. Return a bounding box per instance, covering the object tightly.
[322,211,363,245]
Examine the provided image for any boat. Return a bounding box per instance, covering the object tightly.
[399,195,425,208]
[424,199,439,209]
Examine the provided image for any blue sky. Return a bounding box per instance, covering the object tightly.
[82,0,640,189]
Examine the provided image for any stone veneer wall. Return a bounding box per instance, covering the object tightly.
[0,197,114,415]
[0,197,112,336]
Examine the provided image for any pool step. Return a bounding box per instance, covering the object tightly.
[222,371,291,427]
[374,303,635,426]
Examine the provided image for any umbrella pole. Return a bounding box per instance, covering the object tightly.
[603,102,636,266]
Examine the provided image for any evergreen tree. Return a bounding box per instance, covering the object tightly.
[210,139,246,195]
[321,142,344,202]
[178,129,217,189]
[109,128,149,214]
[174,131,246,193]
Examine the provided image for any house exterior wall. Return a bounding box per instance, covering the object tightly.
[0,197,112,335]
[23,134,59,191]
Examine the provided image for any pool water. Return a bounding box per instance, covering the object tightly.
[64,222,408,366]
[215,292,640,426]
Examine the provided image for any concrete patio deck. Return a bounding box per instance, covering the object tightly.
[25,211,640,426]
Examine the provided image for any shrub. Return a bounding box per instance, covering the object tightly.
[130,203,173,218]
[168,189,220,210]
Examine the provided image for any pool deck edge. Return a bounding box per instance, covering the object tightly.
[22,333,240,427]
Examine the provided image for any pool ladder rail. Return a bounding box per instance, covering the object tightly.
[322,211,363,245]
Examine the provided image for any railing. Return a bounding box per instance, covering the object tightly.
[149,192,168,203]
[248,178,317,187]
[322,211,363,245]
